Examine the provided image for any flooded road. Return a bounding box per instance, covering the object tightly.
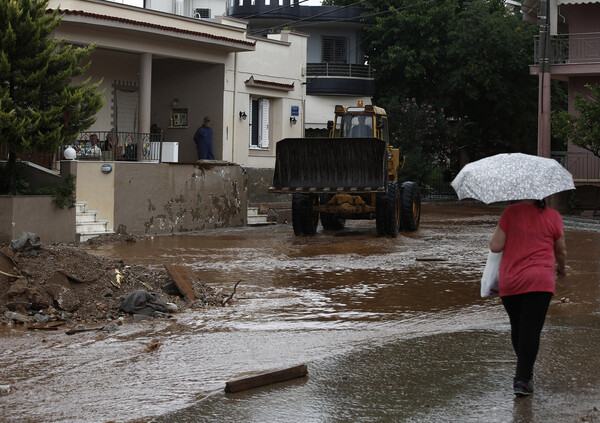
[1,203,599,422]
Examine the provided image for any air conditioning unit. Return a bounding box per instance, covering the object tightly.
[193,8,210,19]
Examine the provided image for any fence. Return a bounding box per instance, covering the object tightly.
[61,130,165,162]
[552,151,600,182]
[1,131,167,170]
[534,32,600,65]
[306,63,374,78]
[420,168,458,200]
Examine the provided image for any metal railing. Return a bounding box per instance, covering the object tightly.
[60,130,165,162]
[421,168,459,200]
[306,62,374,78]
[552,151,600,182]
[534,32,600,64]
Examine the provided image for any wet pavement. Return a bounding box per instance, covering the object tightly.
[1,202,599,423]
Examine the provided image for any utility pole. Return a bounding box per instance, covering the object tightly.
[537,0,552,157]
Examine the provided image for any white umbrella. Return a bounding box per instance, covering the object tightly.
[451,153,575,204]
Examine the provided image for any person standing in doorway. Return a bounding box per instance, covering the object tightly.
[489,198,567,397]
[193,116,215,160]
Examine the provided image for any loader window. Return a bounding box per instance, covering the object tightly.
[342,115,373,138]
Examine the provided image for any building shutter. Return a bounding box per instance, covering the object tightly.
[116,89,138,133]
[258,98,270,148]
[322,37,347,63]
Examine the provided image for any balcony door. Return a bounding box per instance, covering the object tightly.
[115,88,139,159]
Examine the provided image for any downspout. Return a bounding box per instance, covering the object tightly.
[232,52,237,163]
[537,0,552,158]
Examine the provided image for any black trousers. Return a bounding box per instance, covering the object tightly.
[501,291,553,382]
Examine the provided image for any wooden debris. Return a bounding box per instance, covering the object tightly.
[164,265,196,302]
[0,269,22,279]
[27,321,66,331]
[141,339,161,352]
[415,257,448,262]
[65,326,105,335]
[221,280,242,306]
[225,364,308,393]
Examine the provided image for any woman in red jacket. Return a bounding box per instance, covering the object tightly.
[490,199,567,397]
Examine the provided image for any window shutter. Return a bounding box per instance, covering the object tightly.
[248,97,253,146]
[258,98,270,148]
[322,37,347,63]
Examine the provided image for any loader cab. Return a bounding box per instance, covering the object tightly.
[330,102,389,142]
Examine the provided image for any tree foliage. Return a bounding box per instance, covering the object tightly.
[385,98,455,185]
[0,0,103,193]
[552,84,600,158]
[358,0,540,163]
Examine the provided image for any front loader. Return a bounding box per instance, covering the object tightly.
[269,102,421,237]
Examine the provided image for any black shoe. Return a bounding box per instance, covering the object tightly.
[514,379,534,397]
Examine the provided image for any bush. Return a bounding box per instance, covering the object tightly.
[34,174,76,209]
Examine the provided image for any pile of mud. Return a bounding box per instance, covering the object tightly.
[0,234,222,325]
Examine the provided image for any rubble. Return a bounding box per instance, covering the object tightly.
[0,234,223,327]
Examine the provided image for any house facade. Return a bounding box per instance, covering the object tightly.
[527,0,600,200]
[227,0,375,132]
[27,0,309,238]
[51,0,306,168]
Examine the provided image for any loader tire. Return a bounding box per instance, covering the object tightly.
[292,194,319,236]
[319,194,346,230]
[376,181,400,237]
[400,181,421,232]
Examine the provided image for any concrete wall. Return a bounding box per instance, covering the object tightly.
[72,161,247,236]
[0,196,76,244]
[113,162,246,235]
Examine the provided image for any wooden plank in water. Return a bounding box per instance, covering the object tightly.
[163,265,196,302]
[415,257,448,262]
[225,364,308,393]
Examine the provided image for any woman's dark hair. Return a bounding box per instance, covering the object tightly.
[535,199,546,209]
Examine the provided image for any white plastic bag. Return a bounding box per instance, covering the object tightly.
[481,251,501,298]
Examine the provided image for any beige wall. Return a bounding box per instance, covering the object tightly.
[72,161,115,231]
[0,196,76,244]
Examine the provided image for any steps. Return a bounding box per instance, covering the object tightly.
[76,201,114,242]
[247,206,273,226]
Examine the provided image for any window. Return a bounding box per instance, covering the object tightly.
[193,8,210,18]
[249,98,270,149]
[322,37,347,63]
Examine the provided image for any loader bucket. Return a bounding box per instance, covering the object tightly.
[270,137,388,193]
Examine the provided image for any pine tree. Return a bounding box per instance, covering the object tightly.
[0,0,103,194]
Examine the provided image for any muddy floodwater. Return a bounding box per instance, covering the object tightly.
[1,203,599,423]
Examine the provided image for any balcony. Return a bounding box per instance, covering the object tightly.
[228,1,368,22]
[305,62,375,96]
[552,151,600,183]
[534,32,600,65]
[0,131,170,171]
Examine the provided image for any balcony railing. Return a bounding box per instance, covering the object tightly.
[552,151,600,182]
[60,130,165,162]
[306,62,374,78]
[534,32,600,64]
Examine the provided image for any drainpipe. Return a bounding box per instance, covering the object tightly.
[537,0,552,158]
[232,52,238,163]
[139,53,152,160]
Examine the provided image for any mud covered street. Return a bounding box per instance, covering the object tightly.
[1,202,599,423]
